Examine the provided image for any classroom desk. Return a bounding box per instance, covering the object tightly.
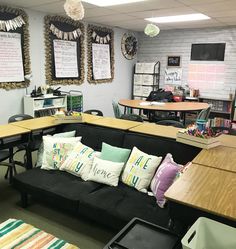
[10,116,59,131]
[218,134,236,148]
[85,117,142,130]
[165,163,236,222]
[192,146,236,173]
[81,113,104,123]
[129,123,181,139]
[0,124,30,139]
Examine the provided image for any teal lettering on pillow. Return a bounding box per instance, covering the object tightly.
[100,142,131,163]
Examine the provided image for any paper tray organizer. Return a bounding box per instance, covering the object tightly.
[103,218,181,249]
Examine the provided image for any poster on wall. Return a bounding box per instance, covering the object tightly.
[0,32,24,82]
[53,39,79,78]
[164,68,182,85]
[92,43,111,80]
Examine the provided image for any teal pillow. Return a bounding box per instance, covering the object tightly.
[100,142,131,163]
[36,130,76,167]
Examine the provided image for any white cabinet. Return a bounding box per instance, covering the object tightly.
[24,95,67,117]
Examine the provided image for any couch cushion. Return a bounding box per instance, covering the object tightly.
[123,132,201,165]
[61,123,125,151]
[13,168,103,212]
[79,182,170,229]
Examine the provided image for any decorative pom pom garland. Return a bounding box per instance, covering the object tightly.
[144,23,160,37]
[64,0,84,21]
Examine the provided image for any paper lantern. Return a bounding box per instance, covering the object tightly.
[144,23,160,37]
[64,0,84,21]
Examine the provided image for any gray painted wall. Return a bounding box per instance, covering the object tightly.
[0,9,135,124]
[137,26,236,99]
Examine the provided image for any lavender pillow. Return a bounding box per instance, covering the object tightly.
[150,153,181,208]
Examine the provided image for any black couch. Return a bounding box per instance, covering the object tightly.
[13,123,200,230]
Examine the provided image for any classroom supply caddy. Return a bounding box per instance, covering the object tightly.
[182,217,236,249]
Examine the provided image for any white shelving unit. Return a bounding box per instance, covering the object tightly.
[132,61,160,100]
[24,95,67,117]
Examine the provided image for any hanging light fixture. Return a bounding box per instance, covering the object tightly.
[64,0,85,21]
[144,23,160,37]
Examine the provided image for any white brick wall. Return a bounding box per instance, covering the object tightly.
[137,26,236,99]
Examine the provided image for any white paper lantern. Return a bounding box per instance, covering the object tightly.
[64,0,85,21]
[144,23,160,37]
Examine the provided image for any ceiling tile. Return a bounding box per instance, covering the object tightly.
[177,0,225,5]
[84,8,119,18]
[106,0,183,13]
[129,6,196,18]
[189,0,236,12]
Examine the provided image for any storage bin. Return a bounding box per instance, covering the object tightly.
[53,98,64,106]
[34,99,44,109]
[182,217,236,249]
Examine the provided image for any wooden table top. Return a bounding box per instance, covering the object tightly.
[193,146,236,173]
[85,117,142,130]
[0,124,30,139]
[129,123,181,139]
[218,134,236,148]
[10,116,59,131]
[119,99,209,112]
[165,163,236,221]
[81,113,104,123]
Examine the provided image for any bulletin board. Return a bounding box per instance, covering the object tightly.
[0,6,30,90]
[87,24,114,84]
[44,15,85,86]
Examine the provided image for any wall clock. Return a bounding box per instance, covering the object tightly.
[121,33,138,60]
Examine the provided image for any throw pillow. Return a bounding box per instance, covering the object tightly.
[150,153,181,208]
[60,142,97,180]
[36,130,76,167]
[86,157,124,186]
[121,147,162,192]
[41,136,81,170]
[100,142,131,163]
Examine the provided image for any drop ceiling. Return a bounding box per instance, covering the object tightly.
[0,0,235,31]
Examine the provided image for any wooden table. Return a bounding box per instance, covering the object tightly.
[193,146,236,173]
[81,113,103,123]
[10,116,59,131]
[129,123,181,139]
[218,134,236,148]
[165,163,236,222]
[85,117,142,130]
[119,99,209,125]
[0,124,30,139]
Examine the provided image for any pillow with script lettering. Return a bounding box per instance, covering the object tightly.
[86,157,124,186]
[121,147,162,192]
[60,142,98,180]
[41,136,81,170]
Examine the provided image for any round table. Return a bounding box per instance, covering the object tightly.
[119,99,209,125]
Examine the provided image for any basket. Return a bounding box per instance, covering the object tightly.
[176,132,220,149]
[182,217,236,249]
[53,98,64,106]
[34,99,44,109]
[54,115,83,124]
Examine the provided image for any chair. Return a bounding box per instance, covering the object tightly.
[196,106,211,121]
[84,109,103,116]
[0,149,15,183]
[7,114,42,173]
[112,101,143,122]
[156,120,184,128]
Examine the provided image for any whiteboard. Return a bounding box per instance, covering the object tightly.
[0,32,24,82]
[53,39,79,78]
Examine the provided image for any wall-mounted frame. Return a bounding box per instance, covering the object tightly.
[44,15,85,86]
[87,24,114,84]
[167,55,181,67]
[0,5,30,90]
